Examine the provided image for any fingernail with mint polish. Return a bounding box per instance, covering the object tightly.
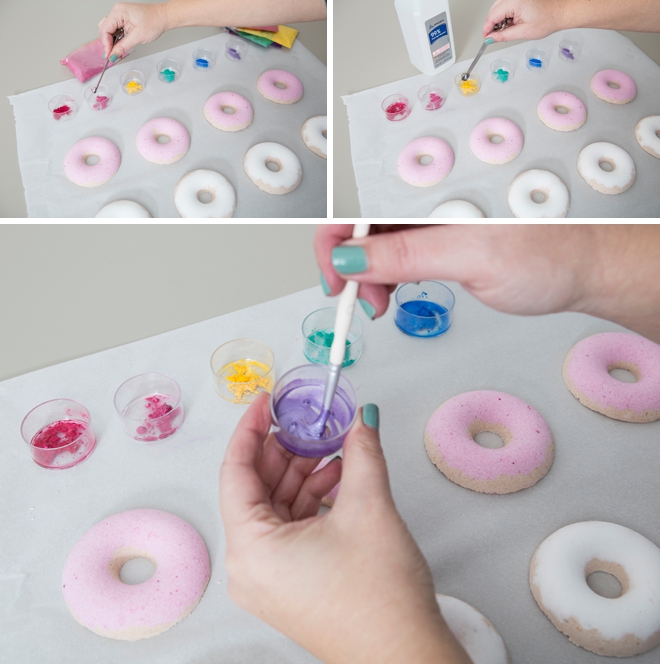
[320,271,331,296]
[331,246,367,275]
[103,52,107,59]
[362,404,379,431]
[110,54,119,62]
[358,298,376,320]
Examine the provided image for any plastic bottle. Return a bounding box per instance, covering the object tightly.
[394,0,456,76]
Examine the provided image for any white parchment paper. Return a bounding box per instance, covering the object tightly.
[9,34,326,218]
[343,29,660,218]
[2,284,660,663]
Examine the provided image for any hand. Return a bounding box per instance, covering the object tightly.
[482,0,568,42]
[220,393,470,664]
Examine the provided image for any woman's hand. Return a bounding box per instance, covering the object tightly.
[482,0,568,42]
[220,393,470,664]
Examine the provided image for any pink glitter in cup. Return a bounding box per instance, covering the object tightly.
[418,84,445,111]
[84,84,112,111]
[382,94,411,121]
[48,95,78,122]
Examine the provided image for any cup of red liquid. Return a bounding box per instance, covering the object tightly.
[21,399,97,469]
[382,93,411,121]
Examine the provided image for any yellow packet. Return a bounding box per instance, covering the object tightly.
[237,25,298,49]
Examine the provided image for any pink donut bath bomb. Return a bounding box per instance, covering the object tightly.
[257,69,303,104]
[469,117,523,164]
[537,92,587,131]
[63,136,121,187]
[204,91,253,131]
[397,136,455,187]
[62,509,211,640]
[136,117,190,165]
[424,391,554,494]
[563,332,660,422]
[590,69,637,104]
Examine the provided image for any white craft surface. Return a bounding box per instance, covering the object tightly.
[343,29,660,218]
[8,33,326,218]
[2,284,660,663]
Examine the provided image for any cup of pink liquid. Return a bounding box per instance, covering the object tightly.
[114,373,184,441]
[21,399,97,469]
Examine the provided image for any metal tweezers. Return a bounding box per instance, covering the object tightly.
[92,28,125,94]
[461,17,512,81]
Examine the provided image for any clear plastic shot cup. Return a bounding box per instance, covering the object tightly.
[157,59,180,83]
[49,95,77,121]
[271,364,357,458]
[211,339,274,404]
[417,84,445,111]
[559,39,581,62]
[395,281,455,337]
[382,94,411,121]
[302,308,363,367]
[193,49,216,70]
[490,59,514,83]
[121,70,146,95]
[84,84,112,110]
[21,398,97,469]
[454,73,480,96]
[526,49,548,70]
[225,40,247,61]
[114,373,184,441]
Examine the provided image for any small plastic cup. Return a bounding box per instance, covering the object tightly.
[48,95,77,122]
[114,373,184,441]
[121,70,146,95]
[84,84,112,110]
[225,39,247,61]
[490,59,513,83]
[526,49,548,70]
[454,73,480,96]
[21,399,96,469]
[382,94,411,121]
[302,308,363,368]
[193,49,216,70]
[211,339,274,404]
[417,84,445,111]
[559,39,581,62]
[157,59,180,83]
[270,364,357,458]
[395,281,455,338]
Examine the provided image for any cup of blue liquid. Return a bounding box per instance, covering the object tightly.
[395,281,455,338]
[302,307,363,367]
[270,364,357,457]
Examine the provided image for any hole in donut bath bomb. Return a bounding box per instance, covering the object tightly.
[530,190,547,204]
[119,557,157,585]
[554,105,569,114]
[488,134,504,144]
[585,559,629,599]
[156,135,171,144]
[468,420,511,449]
[608,363,639,383]
[84,155,100,166]
[474,431,505,449]
[266,159,282,173]
[607,81,621,89]
[274,82,287,89]
[197,190,215,204]
[417,154,434,166]
[221,105,235,114]
[598,159,615,173]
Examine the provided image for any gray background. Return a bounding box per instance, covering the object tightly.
[334,0,660,218]
[0,1,326,218]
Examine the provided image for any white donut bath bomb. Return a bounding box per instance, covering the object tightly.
[62,509,210,640]
[174,169,236,218]
[435,595,510,664]
[301,115,327,159]
[95,200,152,218]
[635,116,660,159]
[244,142,302,195]
[508,169,569,218]
[428,200,485,218]
[204,92,253,132]
[577,142,635,195]
[530,521,660,657]
[563,332,660,422]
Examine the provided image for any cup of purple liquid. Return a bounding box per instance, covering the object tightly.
[395,281,455,338]
[270,364,357,458]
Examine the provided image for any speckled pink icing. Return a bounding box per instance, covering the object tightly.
[62,509,210,638]
[425,391,552,480]
[257,69,303,103]
[136,118,190,165]
[397,136,455,186]
[564,333,660,413]
[537,92,587,131]
[469,118,523,164]
[204,91,253,131]
[63,137,121,187]
[591,69,637,104]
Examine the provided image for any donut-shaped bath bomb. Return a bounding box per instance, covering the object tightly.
[435,595,510,664]
[577,142,635,194]
[590,69,637,104]
[136,118,190,165]
[174,169,236,218]
[428,200,485,218]
[635,116,660,159]
[508,169,569,218]
[62,509,210,640]
[469,117,523,164]
[537,92,587,131]
[530,521,660,657]
[204,92,253,131]
[244,142,302,194]
[95,200,152,218]
[63,137,121,187]
[257,69,303,104]
[301,115,327,159]
[563,332,660,422]
[424,391,554,494]
[397,137,454,187]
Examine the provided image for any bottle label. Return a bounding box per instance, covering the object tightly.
[425,12,452,69]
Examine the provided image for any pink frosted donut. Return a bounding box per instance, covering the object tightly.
[563,332,660,422]
[136,118,190,165]
[590,69,637,104]
[257,69,303,104]
[62,509,211,640]
[204,92,253,131]
[537,91,587,131]
[424,391,555,494]
[63,137,121,187]
[397,136,454,187]
[469,117,523,164]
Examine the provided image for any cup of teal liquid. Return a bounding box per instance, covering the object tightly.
[302,307,363,367]
[395,281,455,337]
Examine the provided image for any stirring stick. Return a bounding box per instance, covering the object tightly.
[460,17,512,81]
[93,28,124,94]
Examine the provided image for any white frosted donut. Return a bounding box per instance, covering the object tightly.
[136,118,190,165]
[301,115,327,159]
[95,200,152,218]
[577,142,635,194]
[244,142,302,195]
[428,200,485,218]
[635,116,660,159]
[530,521,660,657]
[435,595,510,664]
[507,169,569,218]
[174,169,236,218]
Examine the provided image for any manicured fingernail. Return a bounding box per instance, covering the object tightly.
[485,37,495,45]
[362,404,379,430]
[103,52,107,59]
[331,246,367,275]
[110,54,119,62]
[331,455,342,463]
[358,298,376,319]
[320,271,331,296]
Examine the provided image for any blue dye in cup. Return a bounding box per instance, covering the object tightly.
[394,281,455,338]
[195,58,209,68]
[529,58,542,67]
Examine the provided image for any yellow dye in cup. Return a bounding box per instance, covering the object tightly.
[457,78,480,96]
[218,359,273,403]
[124,80,144,95]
